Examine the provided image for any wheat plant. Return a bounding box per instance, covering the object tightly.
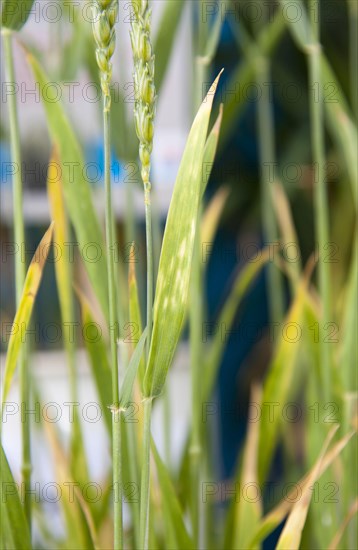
[91,0,124,547]
[0,0,357,549]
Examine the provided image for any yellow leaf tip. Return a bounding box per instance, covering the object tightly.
[202,70,224,110]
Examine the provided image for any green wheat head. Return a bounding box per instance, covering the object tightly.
[130,0,156,187]
[92,0,118,111]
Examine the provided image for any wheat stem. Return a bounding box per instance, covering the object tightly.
[139,397,152,549]
[140,185,153,550]
[91,1,123,545]
[111,410,122,549]
[256,55,285,324]
[104,107,123,549]
[144,185,153,358]
[130,2,156,546]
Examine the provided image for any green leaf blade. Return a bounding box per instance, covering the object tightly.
[151,441,195,549]
[258,278,308,484]
[0,445,32,550]
[143,71,222,398]
[118,327,147,409]
[26,52,110,322]
[77,290,112,433]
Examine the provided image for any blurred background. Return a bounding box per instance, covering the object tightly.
[1,0,357,547]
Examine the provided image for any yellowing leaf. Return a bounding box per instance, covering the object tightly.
[276,426,339,550]
[328,499,358,550]
[1,222,54,403]
[258,267,312,483]
[47,148,73,351]
[233,385,263,549]
[272,181,301,283]
[43,415,98,549]
[47,155,89,485]
[247,430,354,548]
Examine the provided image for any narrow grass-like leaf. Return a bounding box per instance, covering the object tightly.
[1,222,54,403]
[154,0,185,92]
[42,414,97,549]
[118,328,147,410]
[276,425,339,550]
[76,288,112,433]
[339,240,358,391]
[151,441,195,549]
[160,187,227,407]
[121,257,143,544]
[257,266,313,483]
[26,52,109,322]
[247,430,354,548]
[232,385,262,549]
[328,499,358,550]
[1,0,34,30]
[47,152,89,485]
[272,181,301,283]
[47,149,73,359]
[0,445,31,550]
[143,71,223,398]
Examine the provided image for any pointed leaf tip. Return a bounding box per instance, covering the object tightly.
[143,72,222,397]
